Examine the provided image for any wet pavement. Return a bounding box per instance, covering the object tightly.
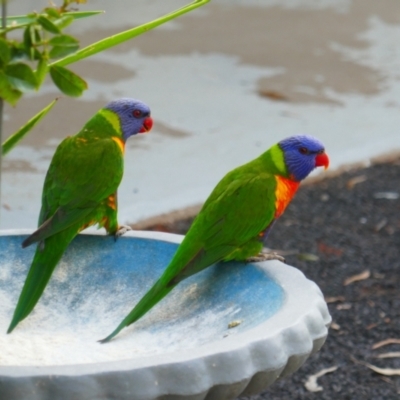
[2,0,400,228]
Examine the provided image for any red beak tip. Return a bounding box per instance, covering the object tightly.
[315,152,329,169]
[140,117,153,134]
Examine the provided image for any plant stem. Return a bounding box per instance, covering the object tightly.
[0,0,7,222]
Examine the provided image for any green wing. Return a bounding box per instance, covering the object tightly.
[162,161,278,285]
[23,134,124,247]
[9,131,125,332]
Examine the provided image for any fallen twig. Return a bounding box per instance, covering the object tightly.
[304,366,338,392]
[372,339,400,350]
[346,175,367,189]
[330,322,341,330]
[374,352,400,359]
[325,296,345,303]
[343,270,370,286]
[374,218,387,232]
[336,303,352,310]
[351,356,400,376]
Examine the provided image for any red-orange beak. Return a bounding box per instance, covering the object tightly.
[139,117,153,134]
[315,152,329,169]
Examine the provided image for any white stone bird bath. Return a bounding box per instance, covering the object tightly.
[0,230,330,400]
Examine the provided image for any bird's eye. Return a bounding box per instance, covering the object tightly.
[299,147,309,155]
[132,109,142,118]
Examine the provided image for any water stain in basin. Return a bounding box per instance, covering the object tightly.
[97,0,399,105]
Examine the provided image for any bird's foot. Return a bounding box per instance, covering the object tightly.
[246,251,285,263]
[114,225,132,241]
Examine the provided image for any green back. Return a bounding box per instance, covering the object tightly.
[37,108,125,238]
[159,144,288,286]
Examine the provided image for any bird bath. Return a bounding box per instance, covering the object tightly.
[0,230,330,400]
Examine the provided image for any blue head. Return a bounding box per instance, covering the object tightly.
[105,98,153,141]
[278,135,329,181]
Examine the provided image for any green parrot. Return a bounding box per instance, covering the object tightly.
[7,98,153,334]
[100,135,329,343]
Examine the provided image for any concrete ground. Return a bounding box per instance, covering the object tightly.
[2,0,400,229]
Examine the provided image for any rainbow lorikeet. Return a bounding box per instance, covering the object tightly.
[100,135,329,343]
[7,98,153,334]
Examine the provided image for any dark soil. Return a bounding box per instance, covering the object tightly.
[145,158,400,399]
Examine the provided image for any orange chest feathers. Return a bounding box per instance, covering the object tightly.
[274,176,300,218]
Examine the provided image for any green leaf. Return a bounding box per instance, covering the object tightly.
[63,10,104,19]
[297,253,320,262]
[23,26,32,49]
[1,11,103,34]
[49,34,79,47]
[9,43,26,63]
[23,25,41,60]
[0,71,22,106]
[32,26,42,45]
[5,63,38,92]
[50,0,210,68]
[6,15,36,27]
[45,8,61,19]
[35,58,48,87]
[53,15,74,30]
[37,15,61,34]
[49,34,79,58]
[50,65,87,97]
[2,98,58,155]
[0,38,11,66]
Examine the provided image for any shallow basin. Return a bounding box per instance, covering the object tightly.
[0,230,330,399]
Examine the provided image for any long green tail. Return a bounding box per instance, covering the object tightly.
[7,229,76,333]
[99,279,175,343]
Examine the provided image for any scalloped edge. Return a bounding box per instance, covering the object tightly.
[0,230,331,400]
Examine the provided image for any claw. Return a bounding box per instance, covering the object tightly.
[114,225,132,241]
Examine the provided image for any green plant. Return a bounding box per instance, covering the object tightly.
[0,0,209,149]
[0,2,99,105]
[0,0,210,214]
